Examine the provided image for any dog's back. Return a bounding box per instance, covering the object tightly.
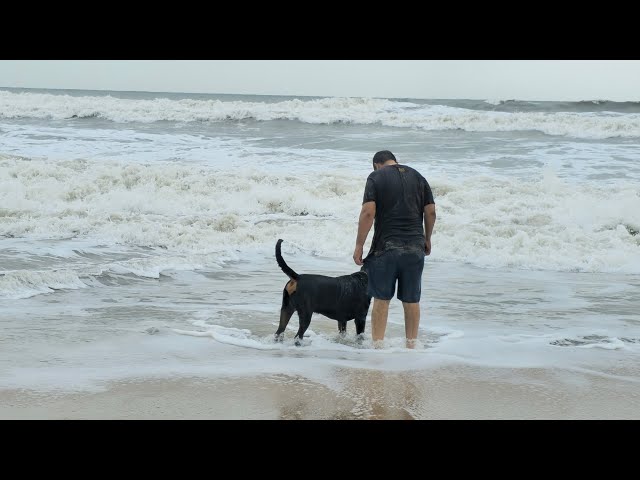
[295,272,369,320]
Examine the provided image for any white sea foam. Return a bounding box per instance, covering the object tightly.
[1,155,639,285]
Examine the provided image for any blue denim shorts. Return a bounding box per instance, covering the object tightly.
[364,244,426,303]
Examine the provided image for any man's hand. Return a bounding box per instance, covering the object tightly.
[425,239,431,256]
[353,245,364,265]
[355,202,375,265]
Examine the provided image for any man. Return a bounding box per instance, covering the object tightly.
[353,150,436,349]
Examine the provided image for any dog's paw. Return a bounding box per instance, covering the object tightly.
[355,334,365,345]
[274,333,284,343]
[294,337,303,347]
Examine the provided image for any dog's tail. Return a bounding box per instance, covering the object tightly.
[276,239,299,280]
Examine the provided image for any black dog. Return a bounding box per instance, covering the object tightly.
[274,239,371,344]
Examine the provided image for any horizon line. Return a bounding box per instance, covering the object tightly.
[2,85,638,104]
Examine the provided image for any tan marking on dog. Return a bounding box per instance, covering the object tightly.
[286,280,297,295]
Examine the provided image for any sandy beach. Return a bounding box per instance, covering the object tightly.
[2,365,637,420]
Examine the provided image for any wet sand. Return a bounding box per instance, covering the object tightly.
[1,365,638,419]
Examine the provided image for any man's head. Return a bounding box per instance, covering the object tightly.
[372,150,397,170]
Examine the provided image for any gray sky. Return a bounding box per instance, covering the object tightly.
[1,60,639,101]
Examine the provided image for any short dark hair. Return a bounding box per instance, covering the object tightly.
[372,150,397,165]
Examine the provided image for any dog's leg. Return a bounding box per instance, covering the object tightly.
[338,321,347,335]
[294,309,312,346]
[275,288,295,342]
[354,313,366,344]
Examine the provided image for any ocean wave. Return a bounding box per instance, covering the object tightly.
[1,91,639,139]
[0,254,230,299]
[0,268,88,299]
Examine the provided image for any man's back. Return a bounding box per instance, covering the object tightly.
[363,163,434,257]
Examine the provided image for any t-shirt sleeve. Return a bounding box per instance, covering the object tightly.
[362,176,376,204]
[423,178,435,206]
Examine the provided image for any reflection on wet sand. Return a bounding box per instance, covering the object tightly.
[333,368,420,420]
[274,369,421,420]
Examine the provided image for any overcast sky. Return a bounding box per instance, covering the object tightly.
[1,60,638,101]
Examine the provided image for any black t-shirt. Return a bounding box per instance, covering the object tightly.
[362,163,435,258]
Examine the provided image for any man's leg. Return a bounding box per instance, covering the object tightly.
[397,250,426,349]
[365,251,397,349]
[371,298,391,348]
[402,302,420,349]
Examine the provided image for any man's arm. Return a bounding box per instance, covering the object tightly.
[353,201,376,265]
[424,203,436,255]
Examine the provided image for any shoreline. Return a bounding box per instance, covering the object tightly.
[2,365,637,420]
